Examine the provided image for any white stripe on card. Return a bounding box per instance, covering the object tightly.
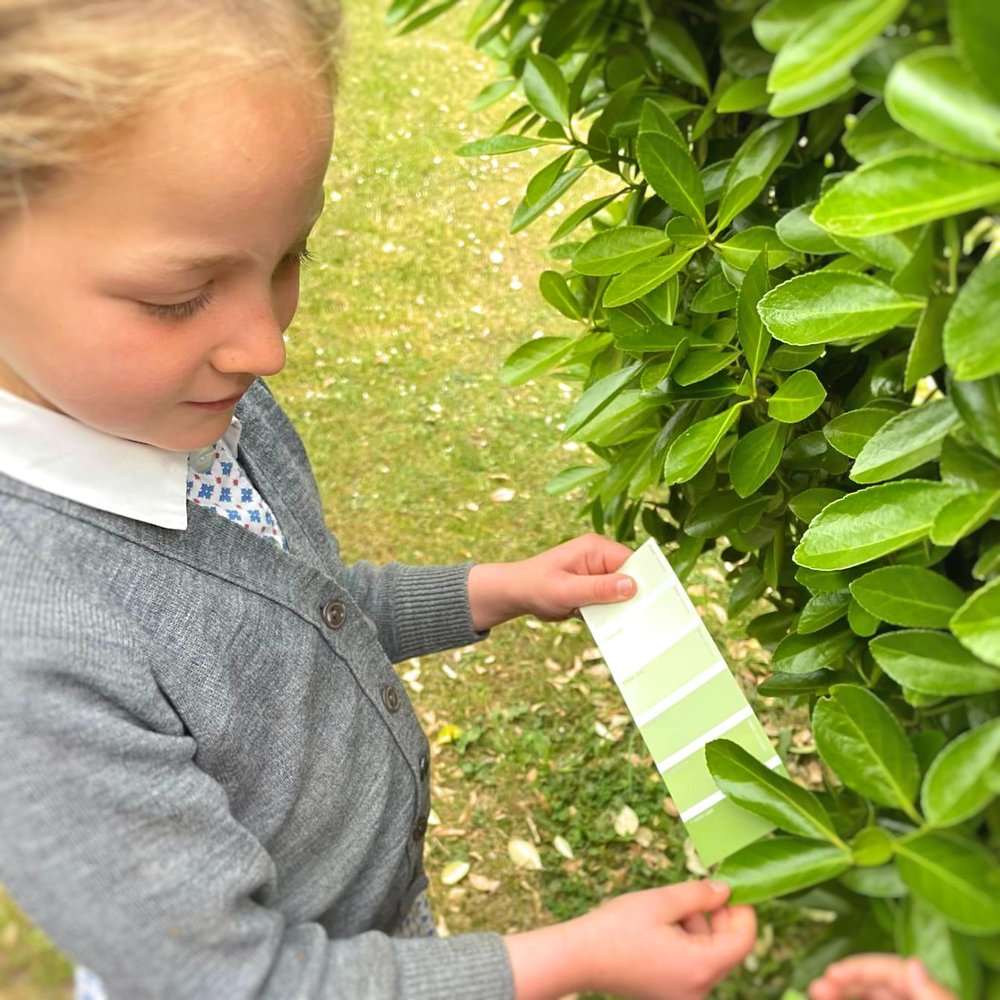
[678,755,783,823]
[610,617,703,684]
[633,659,729,727]
[655,705,754,773]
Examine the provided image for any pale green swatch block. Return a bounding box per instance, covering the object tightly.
[581,539,778,868]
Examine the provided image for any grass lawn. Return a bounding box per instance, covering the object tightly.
[0,3,816,996]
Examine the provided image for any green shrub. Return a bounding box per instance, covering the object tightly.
[392,0,1000,994]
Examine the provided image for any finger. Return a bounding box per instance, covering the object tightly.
[903,959,957,1000]
[707,905,757,962]
[562,572,636,610]
[572,533,635,575]
[681,912,711,935]
[821,955,912,995]
[649,880,733,922]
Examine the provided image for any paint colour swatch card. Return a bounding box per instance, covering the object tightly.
[581,539,779,866]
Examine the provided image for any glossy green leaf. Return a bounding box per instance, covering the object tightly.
[951,577,1000,668]
[851,826,895,867]
[848,598,881,637]
[706,739,844,843]
[752,0,840,53]
[538,270,583,320]
[500,336,573,385]
[549,191,622,243]
[798,591,852,633]
[604,250,694,308]
[776,203,843,255]
[904,294,951,391]
[768,370,827,423]
[944,256,1000,381]
[573,227,672,276]
[737,250,772,380]
[869,630,1000,696]
[931,489,1000,546]
[769,343,827,371]
[950,0,1000,103]
[840,862,907,898]
[813,153,1000,236]
[922,719,1000,827]
[895,832,1000,935]
[885,47,1000,162]
[523,53,569,126]
[767,0,907,92]
[455,134,555,156]
[851,399,962,484]
[941,436,1000,491]
[758,272,922,346]
[562,364,641,439]
[673,348,739,387]
[769,65,855,118]
[813,684,920,812]
[789,488,845,524]
[849,566,965,628]
[718,837,853,904]
[665,404,746,484]
[772,625,855,673]
[718,120,799,230]
[716,228,795,272]
[950,376,1000,459]
[544,465,603,496]
[823,408,896,458]
[730,421,788,498]
[844,99,931,163]
[648,18,710,93]
[637,131,705,223]
[718,75,770,113]
[691,273,738,313]
[795,480,963,570]
[511,165,586,233]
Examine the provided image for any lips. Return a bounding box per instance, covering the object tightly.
[186,391,245,411]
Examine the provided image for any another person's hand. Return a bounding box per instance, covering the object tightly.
[468,533,636,631]
[505,880,757,1000]
[809,954,958,1000]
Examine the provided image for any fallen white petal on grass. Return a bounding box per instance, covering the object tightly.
[490,487,515,502]
[440,860,470,886]
[613,805,640,839]
[469,874,502,893]
[507,837,544,871]
[683,837,708,876]
[553,835,575,860]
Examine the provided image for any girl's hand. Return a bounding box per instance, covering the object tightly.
[468,533,636,631]
[809,955,958,1000]
[505,880,757,1000]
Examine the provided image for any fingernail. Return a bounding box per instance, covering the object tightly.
[708,880,729,893]
[616,577,635,597]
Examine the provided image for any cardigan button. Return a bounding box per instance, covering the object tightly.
[411,816,428,841]
[418,753,429,782]
[321,600,346,629]
[382,684,401,714]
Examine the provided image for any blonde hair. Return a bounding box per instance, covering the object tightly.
[0,0,342,215]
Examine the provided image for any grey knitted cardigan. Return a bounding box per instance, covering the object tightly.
[0,380,514,999]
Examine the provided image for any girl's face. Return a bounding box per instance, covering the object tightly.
[0,73,333,451]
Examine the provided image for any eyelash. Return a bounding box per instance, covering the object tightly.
[140,247,315,321]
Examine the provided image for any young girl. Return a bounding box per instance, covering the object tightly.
[0,2,758,997]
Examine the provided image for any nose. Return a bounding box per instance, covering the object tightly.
[210,297,287,378]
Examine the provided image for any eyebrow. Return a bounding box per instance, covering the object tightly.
[134,213,325,274]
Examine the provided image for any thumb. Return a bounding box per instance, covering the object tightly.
[575,572,636,608]
[651,880,732,922]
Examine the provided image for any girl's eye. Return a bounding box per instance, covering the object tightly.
[139,286,214,321]
[284,246,314,268]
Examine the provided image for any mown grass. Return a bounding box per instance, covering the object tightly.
[0,3,815,997]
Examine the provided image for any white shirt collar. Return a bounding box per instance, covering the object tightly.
[0,388,241,530]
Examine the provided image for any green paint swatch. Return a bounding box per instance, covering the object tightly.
[582,539,777,866]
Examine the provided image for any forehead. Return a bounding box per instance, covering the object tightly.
[45,73,333,248]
